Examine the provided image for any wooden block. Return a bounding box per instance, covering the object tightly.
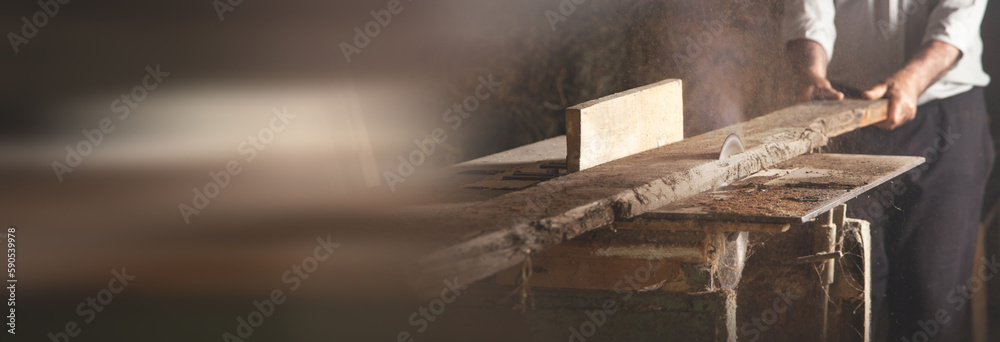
[566,78,683,172]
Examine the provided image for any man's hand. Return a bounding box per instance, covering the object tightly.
[798,74,845,102]
[786,39,843,103]
[862,40,961,130]
[786,39,960,130]
[862,74,920,130]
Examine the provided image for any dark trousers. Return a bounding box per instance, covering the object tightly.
[829,87,995,341]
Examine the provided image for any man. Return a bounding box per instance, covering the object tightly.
[783,0,993,340]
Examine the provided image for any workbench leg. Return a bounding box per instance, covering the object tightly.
[828,217,871,342]
[738,206,870,342]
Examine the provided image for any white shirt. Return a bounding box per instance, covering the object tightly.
[783,0,991,104]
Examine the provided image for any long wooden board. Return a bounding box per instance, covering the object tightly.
[405,99,888,298]
[567,78,684,171]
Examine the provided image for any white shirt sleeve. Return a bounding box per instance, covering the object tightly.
[923,0,989,57]
[782,0,839,61]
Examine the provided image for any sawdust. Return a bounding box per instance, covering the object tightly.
[700,187,847,218]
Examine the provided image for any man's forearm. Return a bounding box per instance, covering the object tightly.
[785,39,830,80]
[786,39,843,101]
[894,40,961,96]
[861,40,962,129]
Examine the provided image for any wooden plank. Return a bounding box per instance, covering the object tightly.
[405,99,889,298]
[566,78,684,172]
[857,107,887,127]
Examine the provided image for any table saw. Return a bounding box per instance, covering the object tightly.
[397,78,921,342]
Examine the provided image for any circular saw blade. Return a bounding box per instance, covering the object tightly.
[719,133,745,160]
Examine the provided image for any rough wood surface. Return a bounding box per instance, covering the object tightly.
[566,78,684,171]
[492,230,743,293]
[627,154,923,225]
[735,216,831,342]
[406,100,888,298]
[493,228,713,291]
